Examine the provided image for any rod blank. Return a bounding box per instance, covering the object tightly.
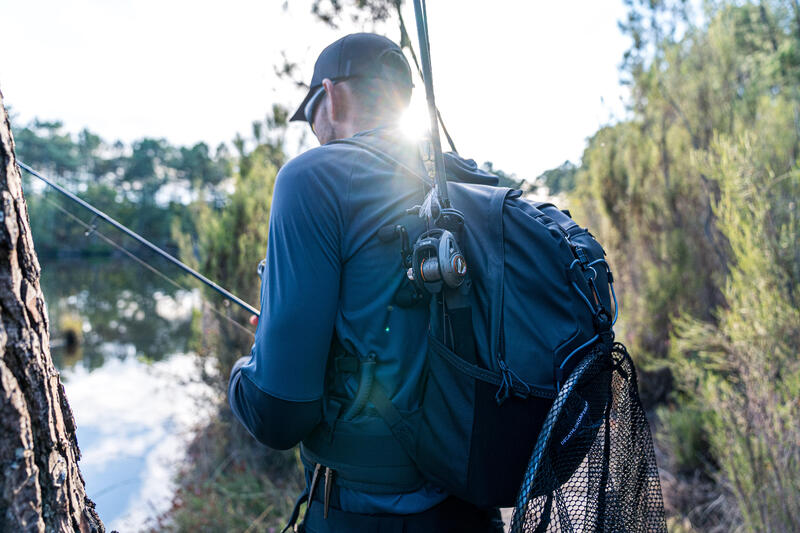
[17,161,260,317]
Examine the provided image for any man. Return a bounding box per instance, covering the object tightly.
[228,33,504,532]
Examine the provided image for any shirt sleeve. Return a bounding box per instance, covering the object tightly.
[238,155,345,402]
[228,355,322,450]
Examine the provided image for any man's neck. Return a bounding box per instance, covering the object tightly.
[335,117,396,140]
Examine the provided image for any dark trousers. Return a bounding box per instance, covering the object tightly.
[301,496,505,533]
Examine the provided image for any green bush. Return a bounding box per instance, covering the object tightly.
[161,111,301,531]
[670,127,800,531]
[656,401,711,474]
[565,2,800,528]
[174,126,283,387]
[150,411,303,533]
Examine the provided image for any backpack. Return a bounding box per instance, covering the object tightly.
[413,183,617,508]
[323,137,617,509]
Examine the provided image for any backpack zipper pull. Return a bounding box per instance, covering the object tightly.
[496,359,512,405]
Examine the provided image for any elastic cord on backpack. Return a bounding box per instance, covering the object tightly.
[571,280,597,315]
[557,334,600,393]
[610,281,618,326]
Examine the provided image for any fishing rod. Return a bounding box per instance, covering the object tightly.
[412,0,451,210]
[402,0,469,296]
[394,2,457,154]
[17,161,260,317]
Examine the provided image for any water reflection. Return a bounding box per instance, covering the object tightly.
[62,353,215,531]
[41,258,196,371]
[41,258,215,531]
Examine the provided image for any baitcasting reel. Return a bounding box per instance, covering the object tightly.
[380,206,468,303]
[407,228,467,294]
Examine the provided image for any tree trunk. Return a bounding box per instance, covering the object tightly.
[0,90,104,532]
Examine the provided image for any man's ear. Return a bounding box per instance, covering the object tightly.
[322,78,345,123]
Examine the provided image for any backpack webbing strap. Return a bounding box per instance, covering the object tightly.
[443,286,478,365]
[367,381,418,458]
[300,435,424,493]
[281,484,309,533]
[329,138,432,187]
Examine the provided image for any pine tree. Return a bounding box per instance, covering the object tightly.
[0,90,104,532]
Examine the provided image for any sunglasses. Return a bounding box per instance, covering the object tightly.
[304,78,356,132]
[304,85,328,131]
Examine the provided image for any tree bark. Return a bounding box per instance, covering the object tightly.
[0,90,104,532]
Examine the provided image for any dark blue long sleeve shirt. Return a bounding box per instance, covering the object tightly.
[228,126,497,512]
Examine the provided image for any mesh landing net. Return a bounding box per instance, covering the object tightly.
[511,343,667,533]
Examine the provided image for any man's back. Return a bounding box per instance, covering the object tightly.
[229,126,504,531]
[231,126,438,508]
[229,31,502,532]
[239,126,429,412]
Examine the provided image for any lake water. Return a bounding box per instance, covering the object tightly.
[42,259,218,531]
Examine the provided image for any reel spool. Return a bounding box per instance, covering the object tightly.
[407,228,467,294]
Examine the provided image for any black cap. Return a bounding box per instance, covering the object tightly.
[289,33,412,123]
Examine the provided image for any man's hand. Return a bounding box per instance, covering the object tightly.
[249,315,259,327]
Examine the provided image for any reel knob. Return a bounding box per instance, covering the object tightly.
[438,230,467,288]
[407,229,467,292]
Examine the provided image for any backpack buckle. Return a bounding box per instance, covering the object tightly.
[593,309,615,350]
[593,308,612,333]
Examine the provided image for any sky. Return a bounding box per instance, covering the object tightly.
[1,0,632,181]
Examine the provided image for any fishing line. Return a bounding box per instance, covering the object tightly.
[17,162,259,317]
[35,191,254,336]
[395,0,458,153]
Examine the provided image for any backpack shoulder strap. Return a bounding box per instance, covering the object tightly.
[329,138,432,187]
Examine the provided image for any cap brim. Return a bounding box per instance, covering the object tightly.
[289,85,319,122]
